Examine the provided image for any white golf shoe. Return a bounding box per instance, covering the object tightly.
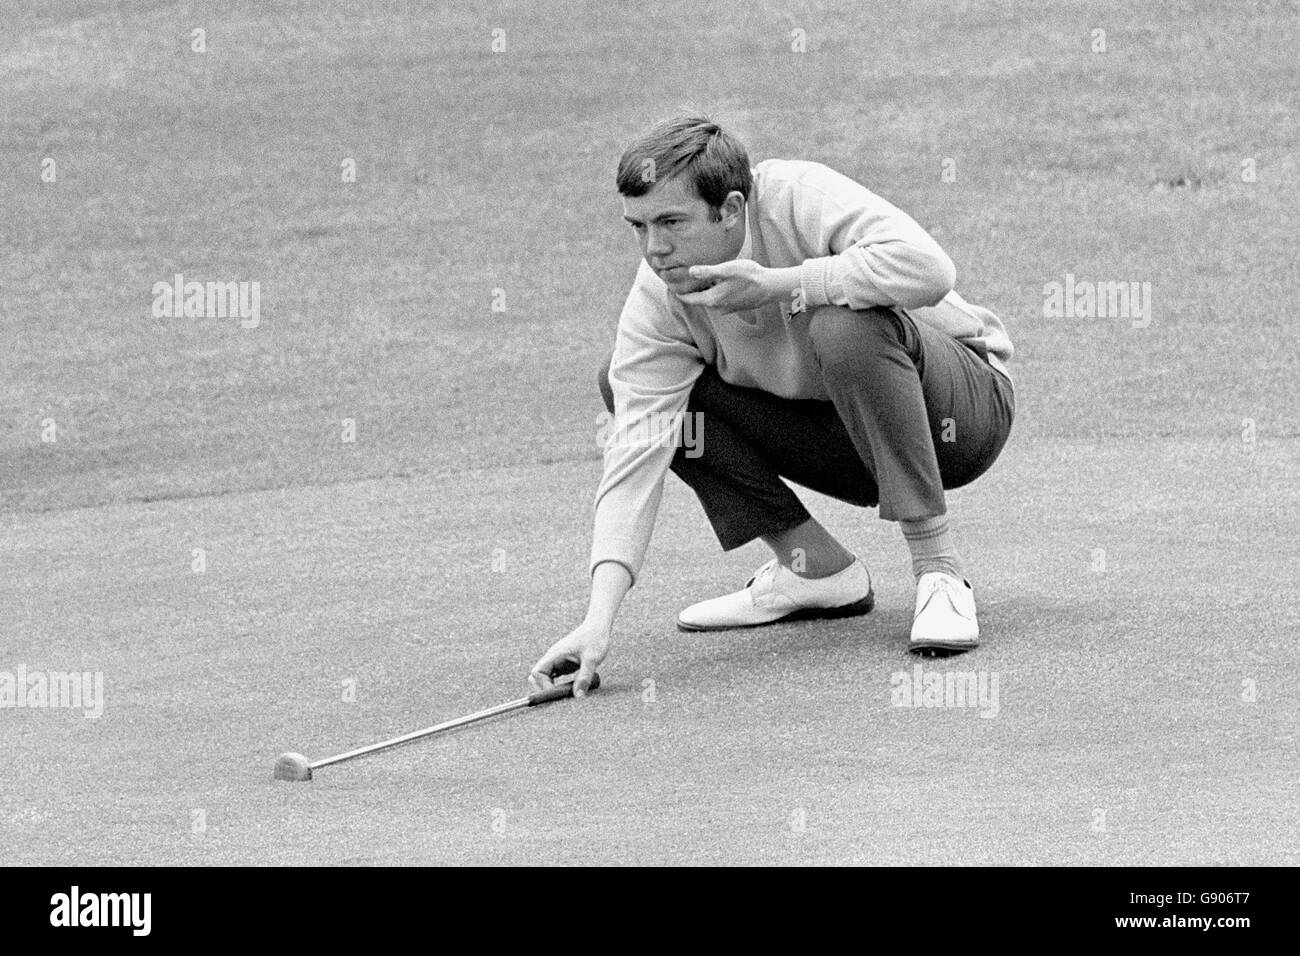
[676,557,874,632]
[909,572,980,652]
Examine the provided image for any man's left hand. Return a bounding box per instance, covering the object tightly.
[676,260,794,313]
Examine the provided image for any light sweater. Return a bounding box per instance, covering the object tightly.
[592,158,1014,584]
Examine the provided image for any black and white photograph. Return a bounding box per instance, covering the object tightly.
[2,0,1294,911]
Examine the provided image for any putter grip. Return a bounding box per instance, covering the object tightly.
[528,672,600,706]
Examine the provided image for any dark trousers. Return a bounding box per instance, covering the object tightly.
[598,305,1015,552]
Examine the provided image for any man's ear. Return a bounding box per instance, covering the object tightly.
[719,190,746,230]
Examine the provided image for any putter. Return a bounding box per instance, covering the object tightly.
[273,663,598,782]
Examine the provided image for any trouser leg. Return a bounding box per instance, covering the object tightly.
[598,359,834,550]
[595,308,1013,550]
[806,305,1015,522]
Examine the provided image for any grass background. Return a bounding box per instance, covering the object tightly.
[2,0,1297,865]
[4,0,1296,511]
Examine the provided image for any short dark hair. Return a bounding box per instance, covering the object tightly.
[616,116,753,209]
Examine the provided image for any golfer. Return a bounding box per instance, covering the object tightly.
[531,116,1014,695]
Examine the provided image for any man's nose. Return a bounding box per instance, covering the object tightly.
[645,227,672,257]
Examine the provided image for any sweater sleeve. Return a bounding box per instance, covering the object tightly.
[790,163,957,311]
[590,262,706,586]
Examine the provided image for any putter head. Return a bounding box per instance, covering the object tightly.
[273,752,313,782]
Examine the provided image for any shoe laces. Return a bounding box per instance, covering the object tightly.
[747,559,780,591]
[918,574,969,615]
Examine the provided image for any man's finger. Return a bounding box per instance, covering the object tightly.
[528,651,562,690]
[688,261,742,281]
[677,286,724,307]
[572,658,599,699]
[531,649,583,690]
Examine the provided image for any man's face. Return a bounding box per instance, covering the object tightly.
[621,174,745,295]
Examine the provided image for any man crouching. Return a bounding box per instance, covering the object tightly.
[531,116,1015,695]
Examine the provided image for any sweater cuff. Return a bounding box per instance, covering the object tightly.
[798,257,833,310]
[590,540,640,587]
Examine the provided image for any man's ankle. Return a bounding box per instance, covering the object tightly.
[777,550,855,579]
[914,560,964,583]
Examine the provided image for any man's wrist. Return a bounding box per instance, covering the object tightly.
[764,265,804,305]
[585,560,632,628]
[582,605,617,632]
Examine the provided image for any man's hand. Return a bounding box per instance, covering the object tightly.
[675,261,800,313]
[528,618,610,699]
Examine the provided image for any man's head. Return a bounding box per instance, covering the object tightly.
[616,117,752,294]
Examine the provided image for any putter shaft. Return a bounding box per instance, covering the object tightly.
[310,695,531,770]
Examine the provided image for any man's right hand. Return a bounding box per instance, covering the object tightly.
[528,619,610,699]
